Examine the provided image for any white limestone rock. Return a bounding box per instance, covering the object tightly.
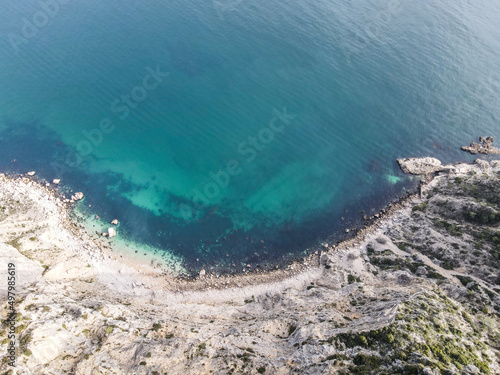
[73,192,84,201]
[397,157,443,175]
[474,159,493,174]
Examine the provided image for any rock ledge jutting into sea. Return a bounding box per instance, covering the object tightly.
[397,156,443,175]
[462,136,500,155]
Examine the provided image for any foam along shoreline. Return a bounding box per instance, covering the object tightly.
[0,156,497,297]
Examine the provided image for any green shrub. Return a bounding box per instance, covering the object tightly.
[412,202,428,212]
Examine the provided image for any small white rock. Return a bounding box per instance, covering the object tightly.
[53,179,61,185]
[111,219,119,225]
[27,171,36,176]
[108,228,117,238]
[199,269,206,277]
[73,192,84,200]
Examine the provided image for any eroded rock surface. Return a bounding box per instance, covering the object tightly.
[462,136,500,155]
[397,157,444,175]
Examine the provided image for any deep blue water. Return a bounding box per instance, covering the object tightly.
[0,0,499,274]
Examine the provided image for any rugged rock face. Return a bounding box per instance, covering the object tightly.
[397,157,444,175]
[462,137,500,155]
[0,160,500,375]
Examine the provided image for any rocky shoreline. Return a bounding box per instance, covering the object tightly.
[1,157,499,374]
[0,166,416,285]
[461,136,500,155]
[0,167,420,290]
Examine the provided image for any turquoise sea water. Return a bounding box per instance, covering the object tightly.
[0,0,499,274]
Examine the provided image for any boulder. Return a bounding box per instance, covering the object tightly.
[466,281,476,289]
[395,270,413,285]
[53,179,61,185]
[72,192,84,201]
[27,171,36,176]
[111,219,119,225]
[108,228,117,238]
[415,266,428,276]
[397,157,443,175]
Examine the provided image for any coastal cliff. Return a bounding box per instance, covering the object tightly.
[1,158,500,375]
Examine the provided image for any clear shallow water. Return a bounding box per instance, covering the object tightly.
[0,0,499,274]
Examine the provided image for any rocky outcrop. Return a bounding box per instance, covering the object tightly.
[462,136,500,155]
[397,157,443,175]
